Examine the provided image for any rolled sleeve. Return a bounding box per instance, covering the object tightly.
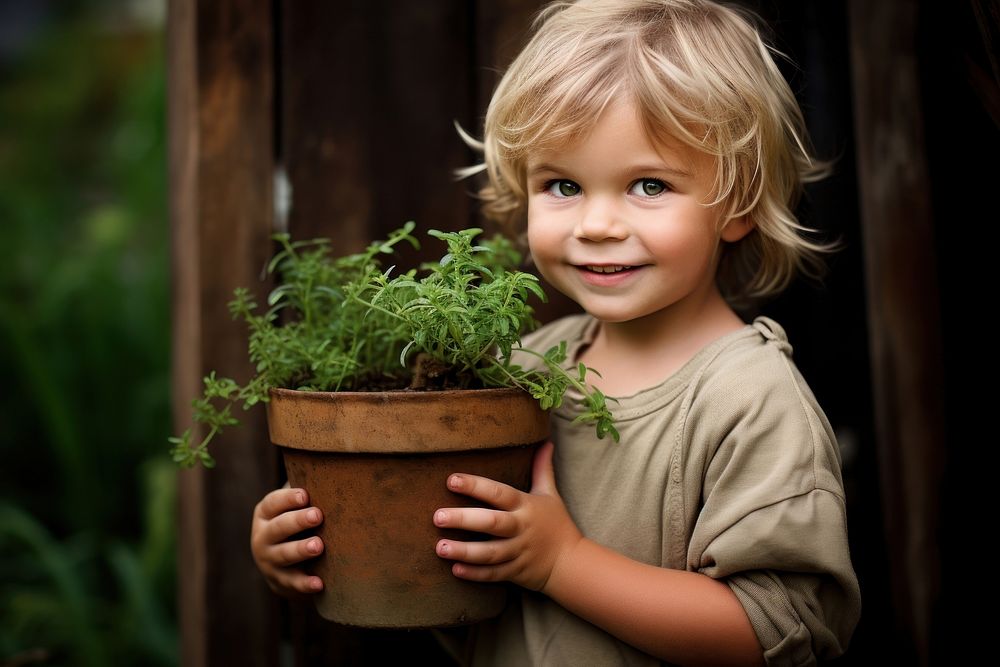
[698,490,861,665]
[682,341,862,665]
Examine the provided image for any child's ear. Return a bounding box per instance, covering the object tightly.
[720,216,754,243]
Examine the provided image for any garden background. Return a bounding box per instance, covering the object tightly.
[1,1,175,666]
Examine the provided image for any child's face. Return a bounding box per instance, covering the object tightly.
[525,99,746,325]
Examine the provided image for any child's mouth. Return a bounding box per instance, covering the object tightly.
[575,264,644,285]
[583,264,634,274]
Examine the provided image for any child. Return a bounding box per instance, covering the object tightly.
[250,0,861,664]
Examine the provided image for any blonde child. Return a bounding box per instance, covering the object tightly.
[250,1,861,664]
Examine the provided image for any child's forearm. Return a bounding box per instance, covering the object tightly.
[543,537,765,667]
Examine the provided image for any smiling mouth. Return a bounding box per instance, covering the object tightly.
[579,265,638,274]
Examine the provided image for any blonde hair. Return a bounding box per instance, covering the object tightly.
[460,0,842,307]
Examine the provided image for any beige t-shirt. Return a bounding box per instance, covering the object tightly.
[458,313,861,667]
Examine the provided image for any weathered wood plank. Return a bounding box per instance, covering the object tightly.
[167,1,204,663]
[281,0,476,268]
[847,1,944,664]
[169,0,280,665]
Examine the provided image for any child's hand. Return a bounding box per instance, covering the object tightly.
[432,441,583,594]
[250,487,325,597]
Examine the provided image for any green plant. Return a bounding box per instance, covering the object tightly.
[171,224,618,469]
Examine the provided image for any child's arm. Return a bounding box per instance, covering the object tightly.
[250,486,326,597]
[434,442,765,667]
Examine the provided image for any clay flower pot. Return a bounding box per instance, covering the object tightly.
[266,386,549,629]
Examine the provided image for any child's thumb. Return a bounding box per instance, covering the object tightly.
[530,441,557,495]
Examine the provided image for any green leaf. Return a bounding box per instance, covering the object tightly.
[199,450,216,468]
[399,340,416,368]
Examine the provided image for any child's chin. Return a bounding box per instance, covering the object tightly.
[581,307,645,324]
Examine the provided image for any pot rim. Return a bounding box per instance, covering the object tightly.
[266,385,550,453]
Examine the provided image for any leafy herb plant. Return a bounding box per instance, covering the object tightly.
[171,224,618,468]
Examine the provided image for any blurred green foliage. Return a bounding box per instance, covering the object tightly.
[0,3,176,666]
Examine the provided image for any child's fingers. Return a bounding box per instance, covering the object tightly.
[252,506,323,553]
[449,561,507,583]
[267,535,324,567]
[267,568,324,595]
[433,507,518,537]
[255,487,309,521]
[436,537,514,565]
[530,441,557,495]
[274,506,324,539]
[446,474,520,510]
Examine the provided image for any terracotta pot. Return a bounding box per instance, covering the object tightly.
[266,386,549,629]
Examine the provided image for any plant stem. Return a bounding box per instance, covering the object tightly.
[514,346,591,395]
[348,294,408,324]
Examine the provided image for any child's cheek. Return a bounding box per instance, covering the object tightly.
[526,215,564,288]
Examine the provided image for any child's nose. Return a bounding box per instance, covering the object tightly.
[573,198,629,241]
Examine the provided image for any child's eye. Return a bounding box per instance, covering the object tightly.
[629,178,668,197]
[544,180,581,198]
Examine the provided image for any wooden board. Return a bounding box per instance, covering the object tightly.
[169,1,280,666]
